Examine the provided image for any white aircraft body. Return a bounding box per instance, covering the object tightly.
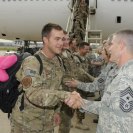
[0,0,71,42]
[88,0,133,41]
[0,0,133,42]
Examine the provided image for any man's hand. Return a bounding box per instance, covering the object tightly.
[65,79,79,88]
[64,91,83,109]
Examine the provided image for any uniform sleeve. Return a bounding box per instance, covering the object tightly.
[81,99,102,115]
[77,63,112,92]
[77,67,95,82]
[77,73,106,92]
[16,56,70,108]
[108,77,133,113]
[104,76,133,132]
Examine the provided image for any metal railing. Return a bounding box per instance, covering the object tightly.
[66,0,78,34]
[85,4,103,44]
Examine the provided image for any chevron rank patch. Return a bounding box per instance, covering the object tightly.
[120,87,133,112]
[98,78,104,83]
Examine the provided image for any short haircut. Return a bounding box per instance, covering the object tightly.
[41,23,63,40]
[78,42,90,49]
[69,37,76,45]
[114,29,133,53]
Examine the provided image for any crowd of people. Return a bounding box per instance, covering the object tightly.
[9,22,133,133]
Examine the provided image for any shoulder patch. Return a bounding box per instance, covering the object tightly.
[24,69,36,77]
[120,87,133,112]
[98,78,104,83]
[21,76,32,88]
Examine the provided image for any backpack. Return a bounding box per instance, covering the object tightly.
[0,53,43,114]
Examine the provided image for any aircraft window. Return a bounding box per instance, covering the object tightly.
[1,33,6,37]
[116,16,121,23]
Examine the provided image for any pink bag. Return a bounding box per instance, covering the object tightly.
[0,55,17,82]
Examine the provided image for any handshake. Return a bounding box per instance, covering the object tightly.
[64,91,84,109]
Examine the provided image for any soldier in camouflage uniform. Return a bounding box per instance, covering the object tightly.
[72,0,88,42]
[66,29,133,133]
[58,32,75,133]
[10,23,82,133]
[72,42,91,130]
[69,37,78,53]
[59,32,94,133]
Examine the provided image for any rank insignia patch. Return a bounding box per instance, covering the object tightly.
[120,87,133,112]
[98,78,104,83]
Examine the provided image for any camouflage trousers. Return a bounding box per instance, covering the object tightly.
[58,104,74,133]
[10,120,54,133]
[76,89,86,121]
[76,109,85,121]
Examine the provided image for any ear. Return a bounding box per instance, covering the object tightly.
[43,36,48,44]
[119,40,125,50]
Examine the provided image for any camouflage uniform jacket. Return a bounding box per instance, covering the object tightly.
[61,49,76,76]
[61,49,77,92]
[73,53,94,82]
[82,60,133,133]
[77,62,118,93]
[73,53,89,72]
[12,51,70,132]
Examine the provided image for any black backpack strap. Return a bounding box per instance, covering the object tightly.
[74,54,83,63]
[57,55,66,71]
[34,54,43,75]
[19,91,25,112]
